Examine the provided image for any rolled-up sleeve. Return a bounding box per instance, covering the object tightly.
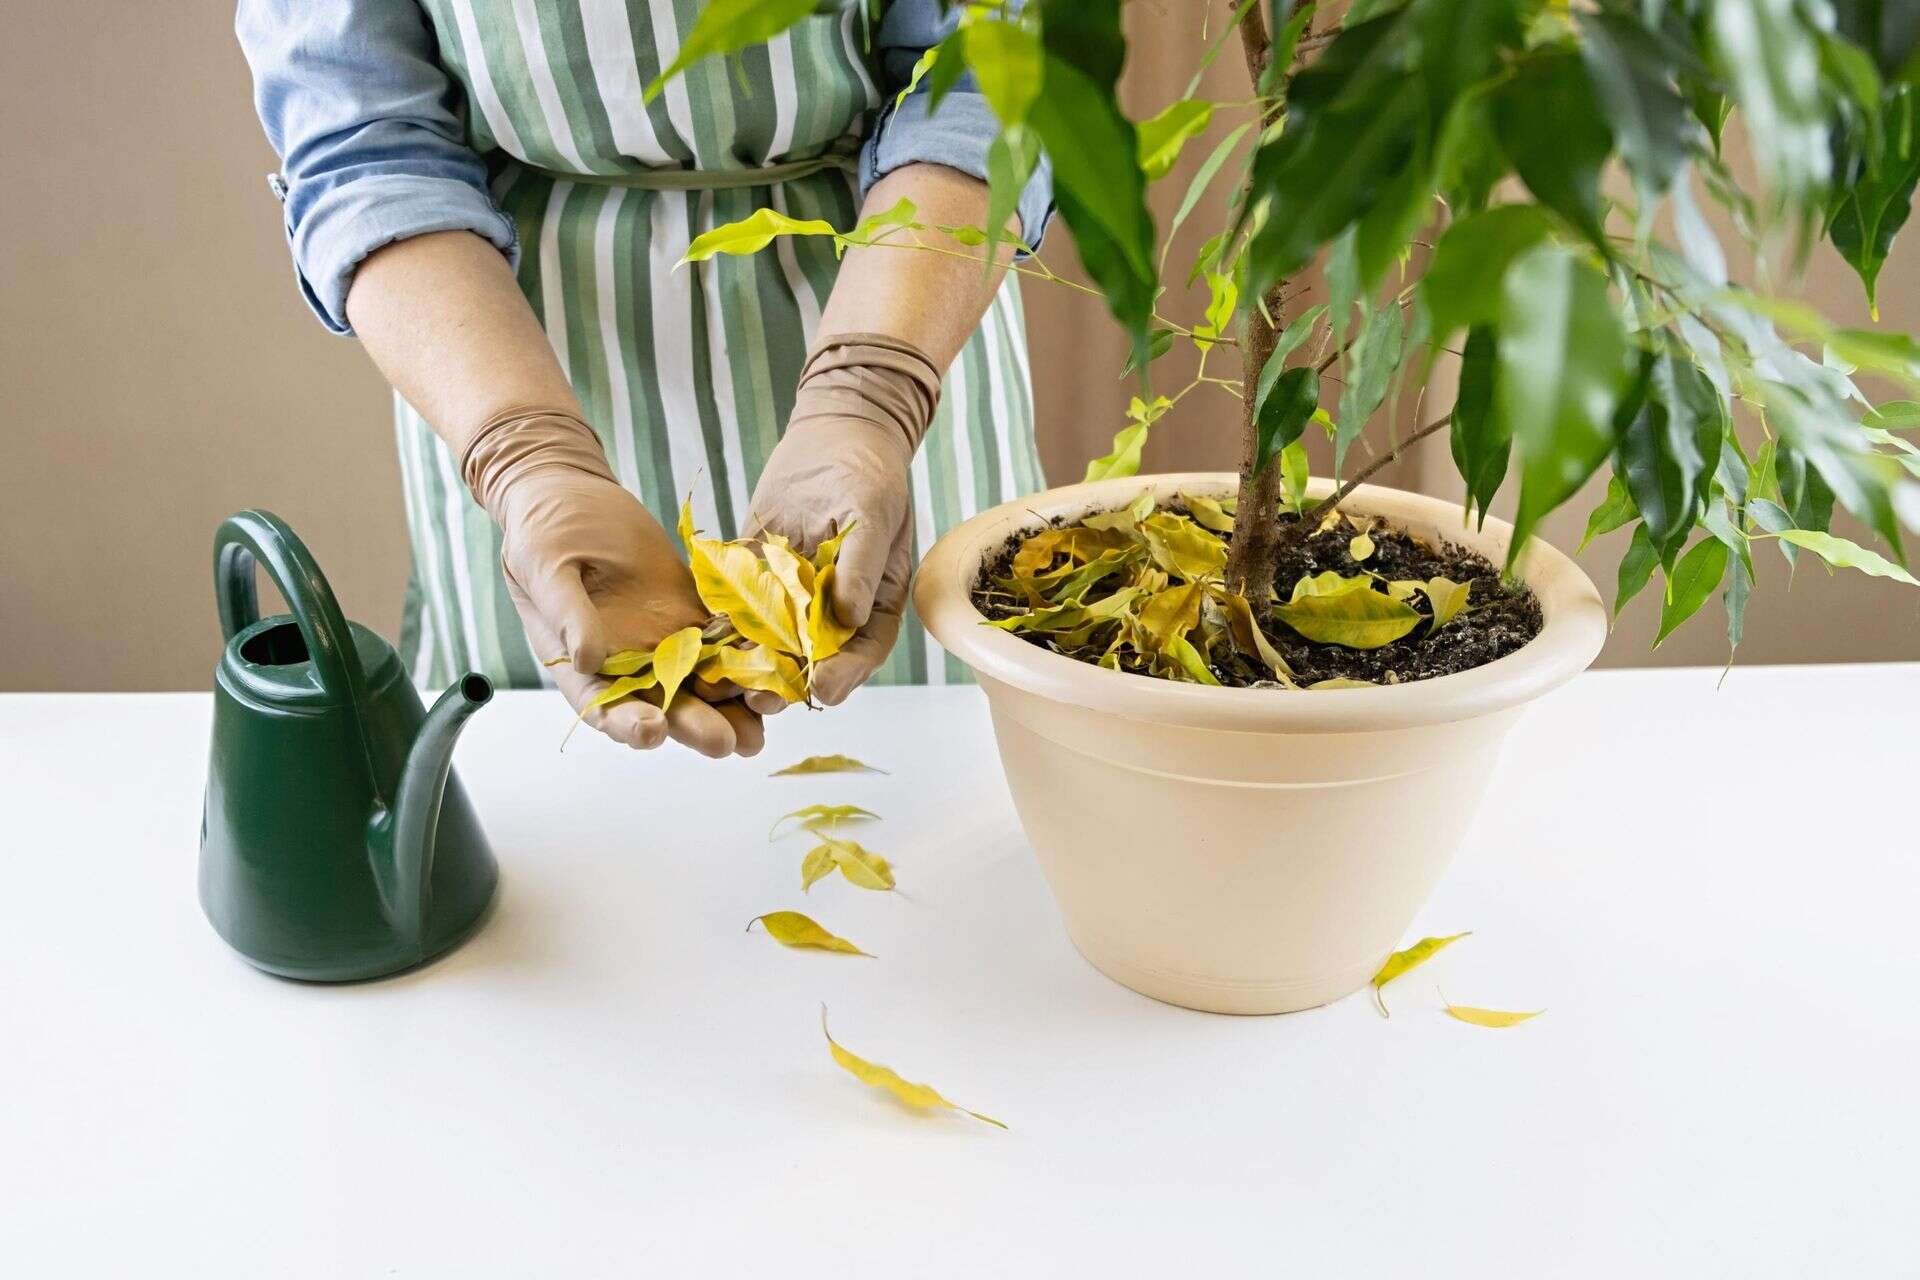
[859,0,1054,253]
[236,0,518,334]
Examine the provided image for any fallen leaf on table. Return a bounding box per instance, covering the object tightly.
[771,804,880,839]
[1371,931,1471,1016]
[815,837,895,890]
[771,753,889,776]
[747,911,872,957]
[1441,998,1542,1028]
[800,844,837,891]
[821,1006,1005,1129]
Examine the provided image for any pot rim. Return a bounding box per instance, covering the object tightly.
[913,472,1609,734]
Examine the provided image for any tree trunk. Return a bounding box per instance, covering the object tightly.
[1222,3,1291,598]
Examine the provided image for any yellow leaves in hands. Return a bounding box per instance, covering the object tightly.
[690,536,804,655]
[821,1007,1006,1129]
[1442,1001,1544,1028]
[1371,931,1471,1016]
[599,648,654,677]
[1273,572,1423,649]
[747,912,872,958]
[808,564,857,663]
[770,804,879,839]
[771,753,889,776]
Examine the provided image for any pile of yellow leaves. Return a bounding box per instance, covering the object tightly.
[976,496,1472,689]
[558,499,858,735]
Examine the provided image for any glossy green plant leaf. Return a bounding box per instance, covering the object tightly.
[1655,536,1731,646]
[1580,474,1639,552]
[1493,50,1613,248]
[1334,301,1406,472]
[1577,9,1694,208]
[1774,529,1920,585]
[1422,206,1555,342]
[1709,0,1832,206]
[1253,367,1319,479]
[1450,324,1508,527]
[1138,99,1215,181]
[1615,523,1659,618]
[965,18,1044,125]
[644,0,815,102]
[1498,242,1631,558]
[984,125,1042,264]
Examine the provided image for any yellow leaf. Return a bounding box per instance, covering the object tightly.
[1181,493,1236,533]
[747,912,872,957]
[689,537,805,655]
[808,563,858,664]
[821,1007,1006,1129]
[770,804,879,839]
[679,208,839,264]
[1371,931,1471,1016]
[1274,576,1423,648]
[677,495,699,548]
[599,648,655,677]
[1419,576,1472,630]
[1213,587,1298,686]
[1138,581,1206,652]
[1139,512,1227,581]
[800,844,837,892]
[820,837,895,890]
[1012,525,1134,576]
[1349,531,1375,561]
[651,625,704,712]
[810,525,851,574]
[561,670,659,748]
[761,538,816,657]
[1309,677,1378,689]
[695,644,808,704]
[1443,1001,1543,1028]
[771,753,888,776]
[1163,633,1222,685]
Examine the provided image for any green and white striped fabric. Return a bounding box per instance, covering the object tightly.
[395,0,1042,689]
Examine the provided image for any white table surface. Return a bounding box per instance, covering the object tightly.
[3,667,1916,1276]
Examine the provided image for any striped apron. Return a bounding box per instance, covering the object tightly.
[395,0,1044,689]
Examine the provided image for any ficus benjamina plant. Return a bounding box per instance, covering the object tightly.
[669,0,1920,670]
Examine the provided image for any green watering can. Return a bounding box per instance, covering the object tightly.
[199,510,498,981]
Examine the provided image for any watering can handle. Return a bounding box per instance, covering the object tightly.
[214,509,369,707]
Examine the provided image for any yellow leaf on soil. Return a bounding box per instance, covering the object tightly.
[1371,931,1471,1016]
[696,644,807,704]
[1309,677,1378,689]
[1181,493,1236,533]
[808,563,858,663]
[1213,587,1298,686]
[747,912,872,957]
[1443,1002,1543,1028]
[1012,525,1134,576]
[1138,581,1206,651]
[651,625,704,712]
[1140,512,1227,580]
[821,1007,1006,1129]
[1419,576,1472,630]
[770,804,880,839]
[771,753,889,776]
[819,837,895,890]
[689,537,805,655]
[1349,531,1375,561]
[800,844,837,891]
[1275,576,1423,648]
[1163,633,1222,685]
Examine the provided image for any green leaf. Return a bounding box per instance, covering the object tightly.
[1709,0,1833,206]
[1774,529,1920,585]
[1281,439,1311,514]
[1422,205,1555,341]
[1493,50,1614,248]
[1162,122,1253,265]
[984,125,1042,264]
[1617,352,1724,567]
[680,208,839,263]
[1498,243,1631,557]
[1580,473,1639,552]
[1027,36,1157,364]
[1083,422,1149,482]
[1577,9,1695,206]
[1655,537,1730,646]
[1137,99,1215,182]
[1615,523,1659,618]
[1450,324,1508,527]
[1334,301,1405,472]
[644,0,816,103]
[1253,367,1320,480]
[966,18,1044,125]
[1274,576,1424,649]
[1724,549,1752,663]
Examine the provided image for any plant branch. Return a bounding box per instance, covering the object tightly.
[1298,412,1452,527]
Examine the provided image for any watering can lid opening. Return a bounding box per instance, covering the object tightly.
[221,615,405,707]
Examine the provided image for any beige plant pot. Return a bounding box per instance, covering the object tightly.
[914,473,1608,1015]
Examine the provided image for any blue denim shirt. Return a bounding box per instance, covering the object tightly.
[235,1,1053,334]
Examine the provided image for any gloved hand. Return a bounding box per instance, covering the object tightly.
[742,334,943,712]
[462,408,764,757]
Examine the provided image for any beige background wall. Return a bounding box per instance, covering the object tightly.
[4,4,1914,692]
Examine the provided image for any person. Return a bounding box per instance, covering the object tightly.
[236,1,1051,758]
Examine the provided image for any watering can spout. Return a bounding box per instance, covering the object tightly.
[372,673,494,951]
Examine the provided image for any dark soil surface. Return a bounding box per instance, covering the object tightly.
[970,505,1543,688]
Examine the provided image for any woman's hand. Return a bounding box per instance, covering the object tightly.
[481,414,765,758]
[742,336,940,710]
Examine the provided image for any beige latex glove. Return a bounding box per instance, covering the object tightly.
[741,334,943,711]
[463,409,764,758]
